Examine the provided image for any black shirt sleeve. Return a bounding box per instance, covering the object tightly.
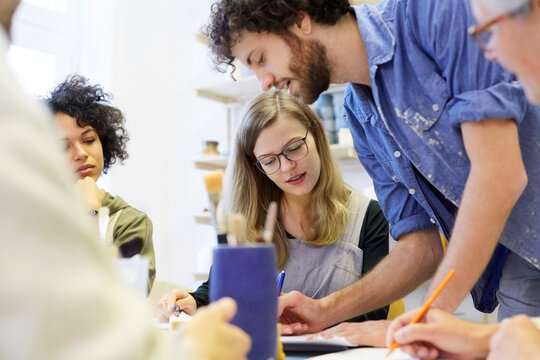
[190,270,211,308]
[346,199,390,322]
[359,199,389,274]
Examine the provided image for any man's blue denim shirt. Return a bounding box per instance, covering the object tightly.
[344,0,540,311]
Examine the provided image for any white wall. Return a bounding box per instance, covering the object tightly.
[103,0,231,289]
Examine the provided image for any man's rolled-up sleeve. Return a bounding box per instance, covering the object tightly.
[447,81,529,126]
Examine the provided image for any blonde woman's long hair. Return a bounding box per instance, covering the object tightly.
[230,90,351,268]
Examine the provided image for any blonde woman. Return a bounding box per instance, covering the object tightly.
[159,90,389,326]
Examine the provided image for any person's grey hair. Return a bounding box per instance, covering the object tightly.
[483,0,531,16]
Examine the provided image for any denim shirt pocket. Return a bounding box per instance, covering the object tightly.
[348,84,391,133]
[395,72,450,132]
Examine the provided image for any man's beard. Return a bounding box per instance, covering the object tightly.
[285,34,331,104]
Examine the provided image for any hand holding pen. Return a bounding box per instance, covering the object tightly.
[157,289,197,322]
[386,269,456,358]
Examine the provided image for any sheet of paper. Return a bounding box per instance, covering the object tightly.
[306,347,419,360]
[281,334,357,347]
[151,319,169,330]
[280,334,356,352]
[151,312,192,331]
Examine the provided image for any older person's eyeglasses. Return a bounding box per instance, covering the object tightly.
[468,3,531,50]
[468,14,510,50]
[254,129,310,175]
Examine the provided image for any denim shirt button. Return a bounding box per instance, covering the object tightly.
[392,175,398,182]
[409,188,416,195]
[394,151,401,158]
[430,218,436,224]
[432,104,440,112]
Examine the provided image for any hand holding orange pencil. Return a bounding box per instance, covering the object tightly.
[386,269,456,358]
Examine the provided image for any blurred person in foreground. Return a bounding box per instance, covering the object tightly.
[0,1,249,359]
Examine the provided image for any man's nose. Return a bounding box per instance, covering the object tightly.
[255,69,275,92]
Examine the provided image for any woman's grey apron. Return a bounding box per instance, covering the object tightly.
[282,190,371,299]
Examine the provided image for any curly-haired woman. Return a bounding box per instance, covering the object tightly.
[45,75,155,289]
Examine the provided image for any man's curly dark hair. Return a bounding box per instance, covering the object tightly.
[46,74,129,173]
[205,0,351,74]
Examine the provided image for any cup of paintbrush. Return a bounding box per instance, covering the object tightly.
[211,213,278,360]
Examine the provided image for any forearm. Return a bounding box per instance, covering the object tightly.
[429,119,527,311]
[320,228,443,326]
[428,175,525,311]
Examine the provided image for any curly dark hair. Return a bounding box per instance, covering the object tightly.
[205,0,351,74]
[45,75,129,173]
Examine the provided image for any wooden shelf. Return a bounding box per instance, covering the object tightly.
[329,143,358,160]
[193,271,210,281]
[193,212,212,225]
[193,143,361,170]
[193,155,229,170]
[196,76,349,104]
[325,83,349,95]
[196,76,262,104]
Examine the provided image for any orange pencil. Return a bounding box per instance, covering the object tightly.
[386,269,455,358]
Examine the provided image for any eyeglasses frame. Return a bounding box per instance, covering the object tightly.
[253,128,310,175]
[468,2,532,50]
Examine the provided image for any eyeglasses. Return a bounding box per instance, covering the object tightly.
[468,14,510,50]
[254,129,310,175]
[468,3,531,51]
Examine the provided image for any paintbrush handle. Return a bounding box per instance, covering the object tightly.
[263,201,278,243]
